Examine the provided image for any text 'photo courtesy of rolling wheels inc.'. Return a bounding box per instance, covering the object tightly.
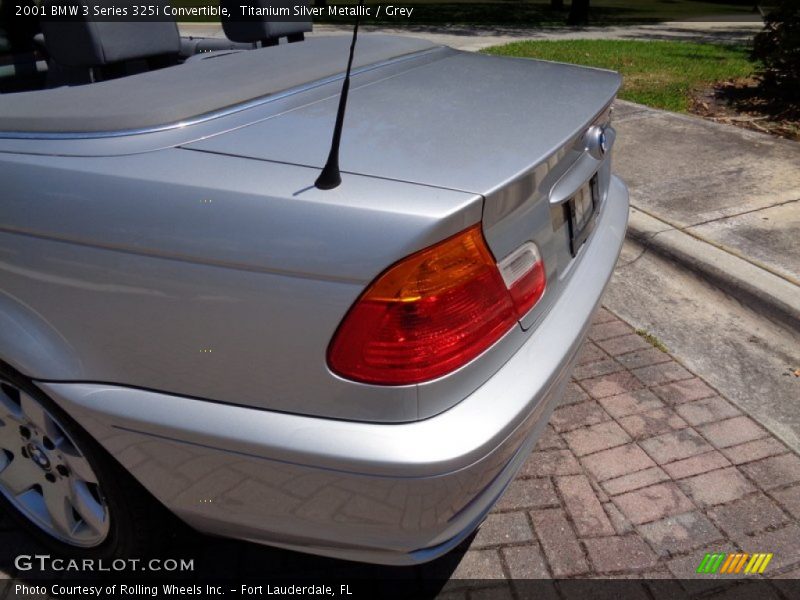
[0,0,799,598]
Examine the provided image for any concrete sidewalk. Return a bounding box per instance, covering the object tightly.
[612,101,800,332]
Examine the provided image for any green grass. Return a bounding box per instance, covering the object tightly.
[635,328,669,352]
[483,39,758,112]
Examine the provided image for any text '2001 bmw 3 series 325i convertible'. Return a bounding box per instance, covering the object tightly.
[0,2,627,565]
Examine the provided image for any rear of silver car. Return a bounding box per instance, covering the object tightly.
[0,38,628,563]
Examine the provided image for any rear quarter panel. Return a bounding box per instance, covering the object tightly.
[0,148,481,422]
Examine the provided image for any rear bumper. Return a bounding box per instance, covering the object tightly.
[43,176,629,565]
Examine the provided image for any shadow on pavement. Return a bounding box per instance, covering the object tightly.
[612,27,758,44]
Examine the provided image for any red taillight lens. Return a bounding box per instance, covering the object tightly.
[328,225,519,385]
[328,226,547,385]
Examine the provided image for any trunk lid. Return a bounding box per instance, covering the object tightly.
[186,49,620,195]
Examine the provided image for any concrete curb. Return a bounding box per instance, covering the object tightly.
[626,208,800,333]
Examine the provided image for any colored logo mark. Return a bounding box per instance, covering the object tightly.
[696,553,773,575]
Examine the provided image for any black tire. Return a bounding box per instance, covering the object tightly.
[0,362,182,561]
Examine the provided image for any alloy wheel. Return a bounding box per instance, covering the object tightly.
[0,379,109,547]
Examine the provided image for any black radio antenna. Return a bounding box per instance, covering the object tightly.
[314,0,365,190]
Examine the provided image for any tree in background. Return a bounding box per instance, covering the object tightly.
[568,0,591,25]
[751,0,800,102]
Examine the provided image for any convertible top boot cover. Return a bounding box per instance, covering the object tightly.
[0,35,436,134]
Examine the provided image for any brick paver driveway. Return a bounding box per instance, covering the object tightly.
[452,308,800,582]
[1,308,799,588]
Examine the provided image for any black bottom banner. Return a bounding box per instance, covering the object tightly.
[1,579,798,600]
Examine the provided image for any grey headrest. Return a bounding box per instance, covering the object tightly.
[41,1,180,68]
[221,0,312,44]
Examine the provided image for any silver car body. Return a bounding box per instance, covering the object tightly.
[0,35,628,564]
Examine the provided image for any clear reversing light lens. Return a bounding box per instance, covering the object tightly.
[497,242,546,319]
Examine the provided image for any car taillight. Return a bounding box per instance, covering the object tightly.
[328,225,546,385]
[497,242,547,318]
